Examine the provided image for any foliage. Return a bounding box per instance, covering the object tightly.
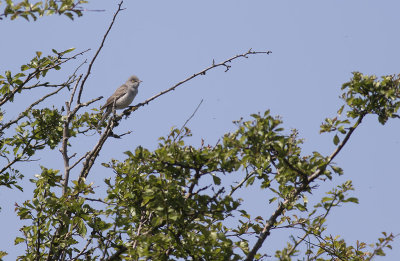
[1,1,399,260]
[0,0,88,20]
[0,48,86,191]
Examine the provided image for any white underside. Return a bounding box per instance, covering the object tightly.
[114,87,138,109]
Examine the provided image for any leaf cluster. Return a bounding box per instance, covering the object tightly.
[0,0,88,20]
[0,48,89,191]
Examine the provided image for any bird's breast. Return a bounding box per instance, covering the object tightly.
[115,88,138,109]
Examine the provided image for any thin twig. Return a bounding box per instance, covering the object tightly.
[181,99,203,132]
[71,237,93,260]
[68,75,83,107]
[229,169,257,197]
[175,99,203,141]
[69,152,90,170]
[286,233,308,257]
[301,235,346,261]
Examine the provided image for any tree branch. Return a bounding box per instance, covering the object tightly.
[175,99,203,141]
[245,114,365,260]
[125,49,271,116]
[77,0,125,104]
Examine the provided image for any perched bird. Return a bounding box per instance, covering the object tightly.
[98,75,141,129]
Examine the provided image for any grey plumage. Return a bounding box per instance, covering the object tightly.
[98,75,141,130]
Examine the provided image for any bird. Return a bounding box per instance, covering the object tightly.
[98,75,142,130]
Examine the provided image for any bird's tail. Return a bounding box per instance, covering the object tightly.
[97,108,111,132]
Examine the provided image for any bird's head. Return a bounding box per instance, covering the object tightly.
[126,75,142,88]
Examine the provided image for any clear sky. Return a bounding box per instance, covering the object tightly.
[1,0,399,259]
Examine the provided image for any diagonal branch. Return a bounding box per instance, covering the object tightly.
[174,99,203,141]
[125,49,271,116]
[179,99,203,134]
[77,0,125,104]
[245,114,365,261]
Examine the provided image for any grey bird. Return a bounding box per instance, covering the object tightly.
[98,75,142,129]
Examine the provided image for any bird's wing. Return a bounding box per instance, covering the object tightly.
[101,84,128,110]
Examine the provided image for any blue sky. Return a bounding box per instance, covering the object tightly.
[1,0,399,259]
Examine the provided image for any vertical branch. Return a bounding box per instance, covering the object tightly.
[61,76,82,194]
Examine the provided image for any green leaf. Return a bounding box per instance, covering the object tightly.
[295,203,307,211]
[14,237,25,245]
[0,251,8,258]
[321,197,332,203]
[331,165,343,175]
[20,64,29,71]
[212,175,221,185]
[246,176,255,186]
[333,134,340,145]
[337,105,345,116]
[62,48,76,54]
[345,197,359,204]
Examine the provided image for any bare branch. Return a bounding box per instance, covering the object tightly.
[71,237,93,261]
[287,233,308,257]
[174,99,203,141]
[68,75,83,107]
[81,50,269,183]
[79,118,115,180]
[180,99,203,132]
[125,49,271,115]
[59,67,99,194]
[69,152,89,171]
[77,0,125,104]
